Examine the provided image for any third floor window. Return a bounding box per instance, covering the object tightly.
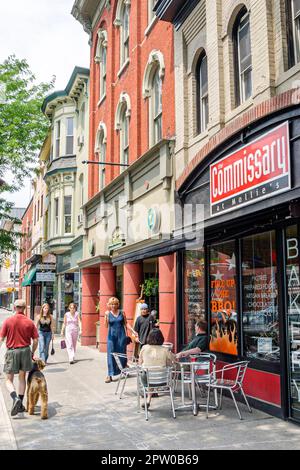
[66,117,74,155]
[55,121,61,158]
[196,53,209,134]
[288,0,300,66]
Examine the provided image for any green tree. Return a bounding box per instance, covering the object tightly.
[0,55,54,262]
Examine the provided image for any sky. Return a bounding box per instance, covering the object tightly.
[0,0,90,208]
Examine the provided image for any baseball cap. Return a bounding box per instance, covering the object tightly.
[14,299,26,308]
[140,303,149,310]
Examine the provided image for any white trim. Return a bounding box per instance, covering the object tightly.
[115,92,131,130]
[117,58,130,78]
[114,0,131,27]
[142,50,165,99]
[144,16,158,37]
[94,28,108,63]
[95,122,108,152]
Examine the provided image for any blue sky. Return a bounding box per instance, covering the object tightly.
[0,0,90,208]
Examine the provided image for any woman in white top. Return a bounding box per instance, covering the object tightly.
[61,303,82,364]
[139,329,176,408]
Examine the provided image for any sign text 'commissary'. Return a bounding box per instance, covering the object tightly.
[210,122,290,216]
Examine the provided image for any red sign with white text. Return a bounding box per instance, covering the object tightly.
[210,122,290,217]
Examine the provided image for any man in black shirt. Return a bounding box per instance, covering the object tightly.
[176,321,208,360]
[133,304,155,350]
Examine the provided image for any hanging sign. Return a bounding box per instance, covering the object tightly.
[210,122,290,217]
[36,272,56,283]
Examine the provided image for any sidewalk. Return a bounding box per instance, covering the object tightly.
[1,338,300,450]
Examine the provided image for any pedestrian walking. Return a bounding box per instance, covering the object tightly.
[36,303,55,364]
[0,299,39,416]
[61,303,82,365]
[132,303,156,356]
[104,297,128,384]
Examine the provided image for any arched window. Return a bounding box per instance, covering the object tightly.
[233,8,252,106]
[115,0,130,67]
[152,68,162,145]
[143,51,165,147]
[95,29,108,101]
[115,93,131,171]
[287,0,300,67]
[95,123,107,190]
[196,52,209,134]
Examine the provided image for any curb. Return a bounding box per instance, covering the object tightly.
[0,382,18,450]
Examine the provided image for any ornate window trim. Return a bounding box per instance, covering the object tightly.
[114,0,131,27]
[95,28,108,63]
[115,93,131,130]
[142,50,165,99]
[95,122,107,153]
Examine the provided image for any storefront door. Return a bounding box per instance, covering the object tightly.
[285,225,300,421]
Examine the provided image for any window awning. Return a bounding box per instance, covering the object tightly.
[21,268,37,287]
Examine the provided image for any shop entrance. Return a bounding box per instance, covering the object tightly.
[142,258,159,314]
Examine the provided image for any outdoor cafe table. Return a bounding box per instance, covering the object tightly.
[174,357,218,416]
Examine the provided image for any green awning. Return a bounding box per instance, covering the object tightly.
[21,268,37,287]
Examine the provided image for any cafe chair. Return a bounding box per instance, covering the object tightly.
[139,367,176,421]
[112,352,139,399]
[206,361,252,420]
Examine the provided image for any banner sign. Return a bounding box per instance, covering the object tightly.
[36,272,56,283]
[36,264,56,271]
[210,122,290,217]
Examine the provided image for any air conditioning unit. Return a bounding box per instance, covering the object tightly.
[77,135,84,147]
[78,213,83,225]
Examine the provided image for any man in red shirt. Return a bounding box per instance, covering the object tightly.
[0,299,39,416]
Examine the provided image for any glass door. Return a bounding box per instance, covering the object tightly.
[286,225,300,421]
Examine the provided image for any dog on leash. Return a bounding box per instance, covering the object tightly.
[26,359,48,420]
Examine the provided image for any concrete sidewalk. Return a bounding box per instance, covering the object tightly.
[1,337,300,450]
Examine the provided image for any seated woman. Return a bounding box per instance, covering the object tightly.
[139,329,176,408]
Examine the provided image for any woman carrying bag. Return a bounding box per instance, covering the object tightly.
[104,297,133,383]
[61,303,82,364]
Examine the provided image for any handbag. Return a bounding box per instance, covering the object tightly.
[126,336,132,345]
[51,339,55,355]
[60,339,67,350]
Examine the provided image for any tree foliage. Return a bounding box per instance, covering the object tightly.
[0,55,54,262]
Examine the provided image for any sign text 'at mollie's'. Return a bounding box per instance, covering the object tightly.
[210,122,290,216]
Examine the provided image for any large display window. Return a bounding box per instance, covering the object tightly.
[184,250,206,343]
[241,231,279,362]
[209,241,238,355]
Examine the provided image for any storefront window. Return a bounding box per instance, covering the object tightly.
[242,231,279,362]
[209,241,238,355]
[286,225,300,414]
[184,250,206,344]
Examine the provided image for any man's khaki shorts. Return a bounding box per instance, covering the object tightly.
[4,347,33,374]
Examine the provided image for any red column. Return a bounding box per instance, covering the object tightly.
[81,267,100,346]
[99,262,116,352]
[159,254,177,350]
[123,263,143,354]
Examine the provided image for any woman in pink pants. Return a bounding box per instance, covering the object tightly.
[61,303,82,364]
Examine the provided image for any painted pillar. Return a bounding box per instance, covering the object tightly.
[159,254,177,350]
[99,262,116,352]
[123,262,143,353]
[81,267,99,346]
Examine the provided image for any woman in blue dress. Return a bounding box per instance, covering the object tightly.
[104,297,127,383]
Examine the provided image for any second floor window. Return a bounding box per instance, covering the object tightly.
[55,121,61,158]
[288,0,300,66]
[196,53,209,134]
[64,196,72,234]
[152,68,162,145]
[120,108,129,170]
[54,198,59,235]
[234,9,252,106]
[100,44,107,99]
[66,117,74,155]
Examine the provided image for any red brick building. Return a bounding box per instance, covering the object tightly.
[72,1,176,350]
[19,198,33,318]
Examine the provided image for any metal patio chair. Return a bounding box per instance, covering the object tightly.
[206,361,252,420]
[112,352,139,399]
[138,366,176,421]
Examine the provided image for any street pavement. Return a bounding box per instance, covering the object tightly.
[1,308,300,450]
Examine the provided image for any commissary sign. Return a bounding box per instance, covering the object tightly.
[210,122,290,217]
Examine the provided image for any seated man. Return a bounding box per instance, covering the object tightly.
[176,320,208,360]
